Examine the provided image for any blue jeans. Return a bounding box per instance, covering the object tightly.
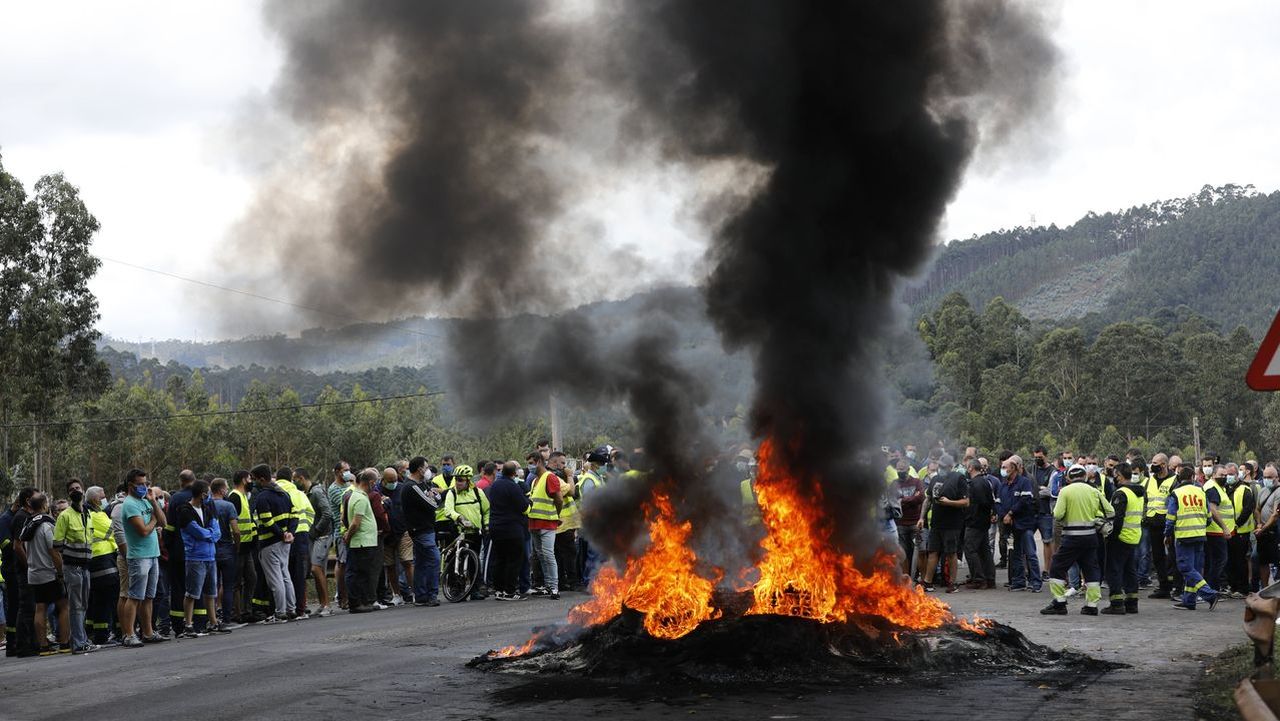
[531,529,559,593]
[1136,526,1151,580]
[185,560,217,599]
[1008,528,1042,590]
[1175,539,1217,607]
[64,565,91,650]
[411,531,440,602]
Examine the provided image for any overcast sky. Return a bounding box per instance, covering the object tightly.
[3,1,1278,342]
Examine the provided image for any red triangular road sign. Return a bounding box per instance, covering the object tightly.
[1247,310,1280,391]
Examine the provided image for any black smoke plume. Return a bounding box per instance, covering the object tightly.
[605,0,1058,552]
[239,0,1057,561]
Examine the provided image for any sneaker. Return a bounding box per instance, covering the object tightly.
[1039,603,1067,615]
[349,605,374,614]
[920,584,936,593]
[316,607,334,618]
[142,633,168,644]
[1148,590,1171,599]
[944,585,960,595]
[1029,586,1043,593]
[260,615,287,625]
[390,594,405,607]
[122,635,144,648]
[182,630,201,639]
[208,624,233,635]
[493,592,511,601]
[1171,601,1196,610]
[530,586,549,597]
[1079,606,1099,616]
[1063,587,1079,598]
[1007,585,1026,592]
[38,646,57,657]
[223,622,248,630]
[1208,594,1220,611]
[548,591,561,600]
[372,602,389,610]
[286,611,299,621]
[72,644,96,655]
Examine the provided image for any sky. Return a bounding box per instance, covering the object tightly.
[2,1,1279,342]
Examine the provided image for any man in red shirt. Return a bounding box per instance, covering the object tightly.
[528,453,562,600]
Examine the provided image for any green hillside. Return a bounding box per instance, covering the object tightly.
[906,184,1279,336]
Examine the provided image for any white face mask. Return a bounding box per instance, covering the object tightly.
[1203,466,1214,476]
[1266,478,1277,489]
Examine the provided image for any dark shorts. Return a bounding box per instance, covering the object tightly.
[32,579,65,605]
[928,528,961,555]
[1260,532,1280,565]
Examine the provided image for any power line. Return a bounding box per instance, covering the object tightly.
[97,255,444,340]
[0,390,446,430]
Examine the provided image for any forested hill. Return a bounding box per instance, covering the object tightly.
[905,184,1280,335]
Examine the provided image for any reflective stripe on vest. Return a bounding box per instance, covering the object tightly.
[528,471,559,522]
[230,489,256,543]
[1118,486,1142,544]
[1144,475,1169,518]
[1235,484,1256,533]
[1205,480,1234,534]
[1173,485,1207,540]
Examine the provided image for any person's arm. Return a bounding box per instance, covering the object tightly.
[1108,491,1126,542]
[150,491,167,531]
[209,513,222,544]
[229,516,240,552]
[342,498,363,544]
[49,531,63,576]
[480,489,490,530]
[1053,489,1066,523]
[444,488,460,522]
[1164,493,1178,538]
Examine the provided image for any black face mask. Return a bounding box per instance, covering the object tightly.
[70,490,84,505]
[1034,458,1046,467]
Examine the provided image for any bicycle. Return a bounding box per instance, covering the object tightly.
[440,531,481,603]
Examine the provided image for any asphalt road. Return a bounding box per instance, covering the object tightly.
[0,582,1246,721]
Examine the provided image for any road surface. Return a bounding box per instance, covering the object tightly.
[0,585,1242,720]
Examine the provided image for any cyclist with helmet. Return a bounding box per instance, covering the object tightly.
[441,466,490,600]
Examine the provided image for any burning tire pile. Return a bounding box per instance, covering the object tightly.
[473,440,1113,686]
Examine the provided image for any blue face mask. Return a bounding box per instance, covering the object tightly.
[134,485,148,499]
[441,465,454,476]
[999,468,1009,478]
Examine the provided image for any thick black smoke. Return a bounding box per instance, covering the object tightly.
[608,1,1058,552]
[245,0,734,560]
[241,0,1057,562]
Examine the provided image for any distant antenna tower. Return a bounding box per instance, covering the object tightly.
[1029,213,1036,225]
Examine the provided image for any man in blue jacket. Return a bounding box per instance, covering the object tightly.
[489,461,533,601]
[999,455,1042,592]
[177,480,229,637]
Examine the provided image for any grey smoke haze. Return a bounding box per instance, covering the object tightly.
[237,0,1058,563]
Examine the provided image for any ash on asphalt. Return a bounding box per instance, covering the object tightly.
[471,609,1121,703]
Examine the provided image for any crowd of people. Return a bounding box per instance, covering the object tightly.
[0,440,623,657]
[880,444,1278,614]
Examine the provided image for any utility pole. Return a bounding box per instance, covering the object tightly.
[1192,416,1201,468]
[549,393,561,451]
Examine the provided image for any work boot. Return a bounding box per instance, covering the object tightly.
[1124,599,1139,614]
[1100,602,1126,616]
[1079,605,1099,616]
[1147,589,1170,599]
[1039,602,1068,615]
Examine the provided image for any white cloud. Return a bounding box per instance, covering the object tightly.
[3,1,1277,339]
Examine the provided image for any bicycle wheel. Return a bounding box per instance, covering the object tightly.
[441,547,480,603]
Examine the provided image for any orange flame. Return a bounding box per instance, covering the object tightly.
[563,492,720,640]
[745,438,951,630]
[502,436,957,651]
